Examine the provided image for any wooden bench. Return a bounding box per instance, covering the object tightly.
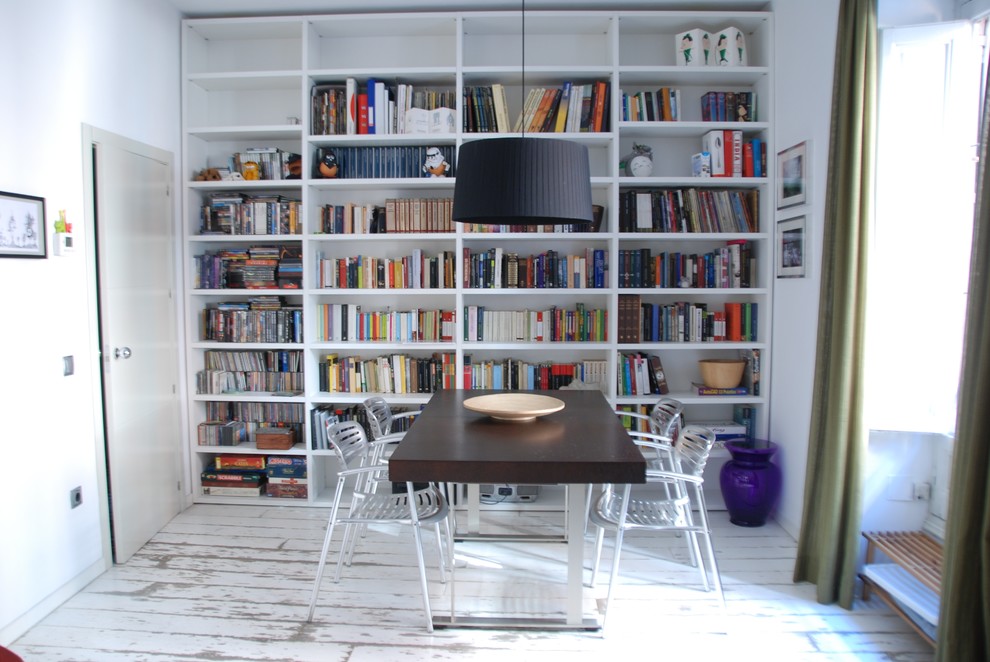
[860,531,942,646]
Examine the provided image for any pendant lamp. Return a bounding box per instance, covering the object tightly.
[452,1,593,226]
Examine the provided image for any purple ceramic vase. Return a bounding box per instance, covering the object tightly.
[720,439,781,527]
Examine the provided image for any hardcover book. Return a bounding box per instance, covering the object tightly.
[648,354,670,395]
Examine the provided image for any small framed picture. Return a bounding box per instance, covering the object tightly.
[0,190,47,258]
[777,141,808,209]
[777,215,807,278]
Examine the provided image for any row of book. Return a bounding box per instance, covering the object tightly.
[202,349,303,373]
[317,197,455,235]
[312,80,457,136]
[462,357,608,391]
[701,90,757,122]
[315,250,457,290]
[463,248,608,290]
[315,304,456,343]
[201,300,303,344]
[463,303,607,343]
[617,241,756,289]
[204,401,306,431]
[193,246,302,290]
[701,130,767,178]
[616,352,670,396]
[197,370,304,395]
[618,188,759,234]
[313,145,456,179]
[620,87,682,122]
[319,352,456,394]
[197,349,304,394]
[617,294,759,343]
[201,455,308,499]
[199,193,302,236]
[461,81,611,134]
[224,148,301,181]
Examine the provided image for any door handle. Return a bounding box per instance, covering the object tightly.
[114,347,132,359]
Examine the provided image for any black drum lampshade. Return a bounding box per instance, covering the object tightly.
[452,137,593,226]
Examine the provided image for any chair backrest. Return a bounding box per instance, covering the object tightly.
[651,397,683,440]
[362,396,393,440]
[673,425,716,478]
[325,420,371,471]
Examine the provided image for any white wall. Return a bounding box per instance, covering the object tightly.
[768,0,840,538]
[0,0,181,644]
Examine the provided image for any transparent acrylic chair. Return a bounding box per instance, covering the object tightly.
[588,425,724,626]
[586,397,685,528]
[362,395,421,464]
[307,420,451,632]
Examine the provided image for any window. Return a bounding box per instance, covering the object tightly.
[867,21,983,433]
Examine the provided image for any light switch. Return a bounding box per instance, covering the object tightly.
[63,355,74,376]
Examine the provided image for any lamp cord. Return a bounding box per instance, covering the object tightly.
[521,0,525,138]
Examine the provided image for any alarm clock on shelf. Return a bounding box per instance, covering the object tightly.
[622,143,654,177]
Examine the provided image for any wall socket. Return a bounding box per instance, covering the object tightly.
[70,486,82,509]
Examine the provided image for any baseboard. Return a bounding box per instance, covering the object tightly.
[0,558,106,646]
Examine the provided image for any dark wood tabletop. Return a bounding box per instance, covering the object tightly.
[388,389,646,486]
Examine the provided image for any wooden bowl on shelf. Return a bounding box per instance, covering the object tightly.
[698,359,746,388]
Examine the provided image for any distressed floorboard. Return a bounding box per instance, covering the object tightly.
[9,505,934,662]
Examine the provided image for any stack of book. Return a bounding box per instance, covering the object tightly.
[201,455,267,496]
[266,456,307,498]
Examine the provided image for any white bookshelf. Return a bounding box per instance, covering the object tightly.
[181,9,773,508]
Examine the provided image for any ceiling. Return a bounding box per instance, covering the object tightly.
[169,0,769,19]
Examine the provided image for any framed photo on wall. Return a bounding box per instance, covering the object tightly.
[777,141,808,209]
[0,190,47,258]
[777,215,807,278]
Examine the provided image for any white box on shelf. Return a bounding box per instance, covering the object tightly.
[675,28,712,66]
[702,131,726,176]
[712,26,747,66]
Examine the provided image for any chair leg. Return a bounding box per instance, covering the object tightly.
[694,490,725,608]
[433,521,447,584]
[308,481,347,622]
[601,483,632,629]
[589,520,606,587]
[406,481,435,633]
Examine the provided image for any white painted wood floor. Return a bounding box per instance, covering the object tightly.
[10,503,933,661]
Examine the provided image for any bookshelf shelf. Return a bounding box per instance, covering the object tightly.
[182,8,773,508]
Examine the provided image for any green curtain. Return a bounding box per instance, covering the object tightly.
[935,57,990,662]
[792,0,876,609]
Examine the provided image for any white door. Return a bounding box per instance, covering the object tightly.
[90,128,182,563]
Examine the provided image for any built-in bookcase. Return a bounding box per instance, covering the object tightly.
[181,10,773,510]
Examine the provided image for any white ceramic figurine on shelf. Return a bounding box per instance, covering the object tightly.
[422,146,450,177]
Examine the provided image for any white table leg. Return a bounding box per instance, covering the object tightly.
[467,483,481,534]
[566,482,586,626]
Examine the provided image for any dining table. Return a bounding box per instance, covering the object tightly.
[388,388,646,629]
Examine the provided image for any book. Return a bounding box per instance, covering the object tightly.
[648,354,670,395]
[345,77,357,134]
[738,348,761,396]
[733,404,756,440]
[693,382,748,396]
[554,82,572,132]
[617,294,641,343]
[357,93,369,134]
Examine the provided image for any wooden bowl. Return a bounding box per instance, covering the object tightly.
[698,359,746,388]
